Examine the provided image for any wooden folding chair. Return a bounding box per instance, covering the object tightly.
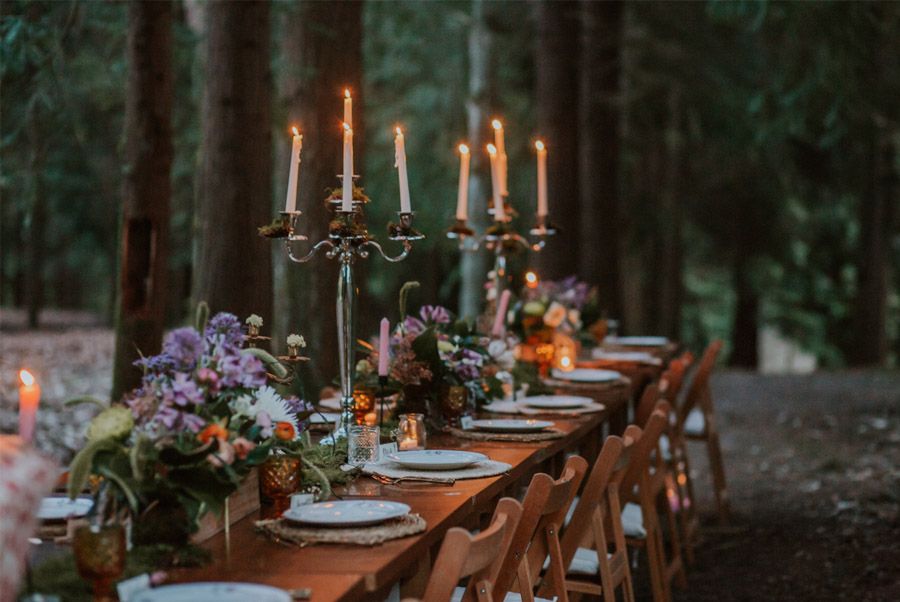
[619,402,687,602]
[550,435,634,602]
[678,340,730,523]
[407,497,523,602]
[491,455,588,602]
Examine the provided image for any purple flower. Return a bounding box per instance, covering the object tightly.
[163,327,204,370]
[255,411,273,438]
[419,305,451,325]
[217,351,267,389]
[196,367,220,393]
[167,372,206,407]
[205,312,244,347]
[133,353,175,374]
[403,316,426,336]
[153,406,205,433]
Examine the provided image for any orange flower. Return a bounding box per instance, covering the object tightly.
[232,437,256,460]
[198,423,228,444]
[273,421,295,441]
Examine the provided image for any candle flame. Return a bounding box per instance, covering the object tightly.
[525,270,539,288]
[291,126,300,137]
[342,122,351,132]
[344,88,351,99]
[535,140,545,151]
[458,143,469,154]
[395,126,403,136]
[491,119,503,131]
[487,143,498,156]
[19,369,35,386]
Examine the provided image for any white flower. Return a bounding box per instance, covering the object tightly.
[568,309,582,329]
[254,386,300,440]
[229,395,257,419]
[287,333,306,348]
[543,302,567,328]
[245,314,264,328]
[437,340,457,353]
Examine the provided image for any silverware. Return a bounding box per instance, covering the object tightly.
[369,472,456,486]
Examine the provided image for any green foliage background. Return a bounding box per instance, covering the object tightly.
[1,0,897,366]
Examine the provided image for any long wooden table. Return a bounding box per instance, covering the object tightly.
[174,379,631,601]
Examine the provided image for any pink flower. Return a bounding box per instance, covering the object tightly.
[207,440,235,467]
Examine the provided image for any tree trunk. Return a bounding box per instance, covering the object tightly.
[193,1,272,322]
[533,0,579,280]
[730,254,759,368]
[655,86,684,339]
[850,130,896,366]
[578,0,624,322]
[112,0,174,400]
[274,0,362,387]
[458,0,492,320]
[25,101,47,329]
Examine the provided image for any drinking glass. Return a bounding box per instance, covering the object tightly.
[73,525,126,602]
[348,425,380,466]
[352,386,376,425]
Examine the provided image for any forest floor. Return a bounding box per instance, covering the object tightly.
[2,309,899,600]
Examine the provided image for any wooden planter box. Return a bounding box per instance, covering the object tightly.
[192,468,260,543]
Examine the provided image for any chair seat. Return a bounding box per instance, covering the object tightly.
[451,586,555,602]
[564,497,645,539]
[567,547,614,576]
[659,434,672,461]
[683,409,705,435]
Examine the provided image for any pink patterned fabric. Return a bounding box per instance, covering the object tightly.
[0,436,57,601]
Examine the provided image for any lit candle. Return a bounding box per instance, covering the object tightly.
[343,88,352,128]
[342,122,353,212]
[399,436,418,451]
[487,144,506,221]
[535,140,548,217]
[18,370,40,444]
[525,270,539,289]
[284,127,303,213]
[492,289,512,337]
[378,318,390,377]
[456,144,470,221]
[492,119,508,196]
[394,127,412,214]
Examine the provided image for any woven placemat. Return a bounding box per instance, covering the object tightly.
[482,399,607,416]
[446,426,566,443]
[255,513,426,547]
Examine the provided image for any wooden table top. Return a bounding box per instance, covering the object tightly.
[174,385,631,601]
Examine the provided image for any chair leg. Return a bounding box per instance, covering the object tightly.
[660,490,687,590]
[705,427,731,524]
[674,440,698,565]
[643,527,670,602]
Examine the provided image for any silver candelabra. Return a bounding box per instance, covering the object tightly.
[447,205,555,300]
[279,185,423,440]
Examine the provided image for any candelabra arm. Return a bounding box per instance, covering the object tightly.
[360,239,413,263]
[285,238,335,264]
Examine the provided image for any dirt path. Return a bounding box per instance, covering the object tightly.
[678,371,900,601]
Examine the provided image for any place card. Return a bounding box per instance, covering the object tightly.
[380,441,398,456]
[460,416,474,430]
[117,573,150,601]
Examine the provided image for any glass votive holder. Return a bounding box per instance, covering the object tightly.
[396,413,426,450]
[347,425,380,466]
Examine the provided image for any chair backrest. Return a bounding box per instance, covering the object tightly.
[558,436,625,571]
[661,351,693,403]
[422,497,524,602]
[618,403,670,496]
[492,455,588,602]
[635,382,662,429]
[679,340,723,427]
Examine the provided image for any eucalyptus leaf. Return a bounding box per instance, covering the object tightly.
[67,438,120,499]
[242,347,288,378]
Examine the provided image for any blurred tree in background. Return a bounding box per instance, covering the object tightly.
[1,0,897,373]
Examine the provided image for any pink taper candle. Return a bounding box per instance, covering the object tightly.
[18,370,40,444]
[378,318,390,377]
[492,290,512,337]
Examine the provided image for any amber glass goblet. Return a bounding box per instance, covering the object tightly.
[73,525,126,602]
[260,454,302,514]
[352,386,376,425]
[441,385,468,426]
[535,343,556,378]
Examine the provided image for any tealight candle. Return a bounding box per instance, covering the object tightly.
[18,370,40,444]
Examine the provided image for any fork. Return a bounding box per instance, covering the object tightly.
[369,473,456,486]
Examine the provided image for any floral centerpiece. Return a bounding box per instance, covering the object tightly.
[514,275,597,343]
[357,299,511,426]
[66,310,324,545]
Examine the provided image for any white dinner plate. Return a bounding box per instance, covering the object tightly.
[523,395,593,409]
[282,500,410,527]
[38,496,93,521]
[605,336,669,347]
[470,419,554,433]
[385,450,487,470]
[591,350,659,363]
[309,412,340,424]
[133,583,291,602]
[318,396,343,410]
[551,368,622,383]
